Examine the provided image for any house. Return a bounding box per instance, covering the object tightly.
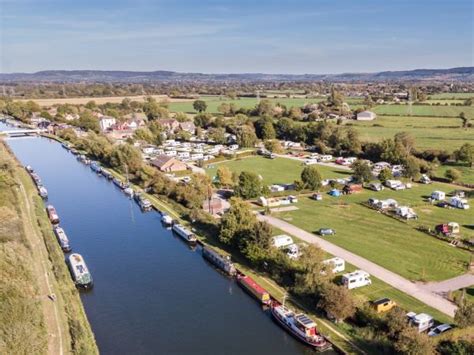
[342,270,372,289]
[151,155,187,172]
[159,119,180,133]
[178,121,196,134]
[356,111,377,121]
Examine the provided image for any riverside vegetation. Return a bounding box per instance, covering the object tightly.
[0,141,97,355]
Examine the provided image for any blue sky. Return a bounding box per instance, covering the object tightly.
[1,0,472,73]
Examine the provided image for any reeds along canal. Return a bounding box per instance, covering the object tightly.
[3,128,336,354]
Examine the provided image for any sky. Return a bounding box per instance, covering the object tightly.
[0,0,473,74]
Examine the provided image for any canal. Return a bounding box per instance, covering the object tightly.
[3,128,322,354]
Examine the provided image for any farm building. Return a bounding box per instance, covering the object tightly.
[151,155,187,172]
[356,111,377,121]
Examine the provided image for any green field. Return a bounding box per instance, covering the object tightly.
[429,92,474,100]
[434,164,474,185]
[168,96,363,114]
[275,182,472,282]
[206,156,349,185]
[372,104,474,117]
[347,115,474,151]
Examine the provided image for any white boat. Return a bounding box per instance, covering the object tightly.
[67,253,93,289]
[38,185,48,199]
[161,214,173,225]
[53,226,71,252]
[123,187,134,197]
[172,224,197,243]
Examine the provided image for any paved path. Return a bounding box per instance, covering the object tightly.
[258,213,458,317]
[421,274,474,294]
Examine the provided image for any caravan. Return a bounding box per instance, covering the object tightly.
[342,270,372,289]
[272,235,294,249]
[449,197,470,210]
[407,312,434,333]
[323,257,345,273]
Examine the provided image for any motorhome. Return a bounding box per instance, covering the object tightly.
[323,257,345,273]
[342,270,371,289]
[272,235,294,249]
[406,312,434,333]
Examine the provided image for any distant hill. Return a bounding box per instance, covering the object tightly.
[0,67,473,83]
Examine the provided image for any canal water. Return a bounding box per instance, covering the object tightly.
[2,126,324,354]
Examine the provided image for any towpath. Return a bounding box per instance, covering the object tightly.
[258,213,458,317]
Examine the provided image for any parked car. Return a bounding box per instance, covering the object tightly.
[318,228,336,236]
[428,324,452,337]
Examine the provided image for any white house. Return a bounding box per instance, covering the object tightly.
[356,111,377,121]
[342,270,372,289]
[99,116,116,132]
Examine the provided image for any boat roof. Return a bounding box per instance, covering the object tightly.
[295,314,316,328]
[240,276,268,294]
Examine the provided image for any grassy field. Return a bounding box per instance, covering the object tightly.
[434,164,474,185]
[274,181,472,282]
[205,156,350,185]
[429,93,474,100]
[372,104,474,117]
[347,115,474,151]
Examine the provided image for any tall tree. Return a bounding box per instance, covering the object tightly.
[318,283,356,322]
[301,166,322,190]
[234,171,263,199]
[193,100,207,113]
[352,160,372,183]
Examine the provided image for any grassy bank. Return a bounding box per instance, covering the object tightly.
[0,140,98,355]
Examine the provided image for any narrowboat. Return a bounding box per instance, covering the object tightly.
[237,274,271,305]
[90,162,102,173]
[271,302,331,351]
[172,224,197,243]
[25,165,34,173]
[67,253,93,289]
[161,214,173,225]
[123,187,134,197]
[202,247,236,276]
[38,185,48,199]
[53,226,72,252]
[134,193,152,211]
[61,142,71,150]
[46,205,60,224]
[113,178,125,189]
[30,172,42,185]
[101,170,113,179]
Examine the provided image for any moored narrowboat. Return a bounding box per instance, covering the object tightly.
[46,205,60,224]
[161,213,173,225]
[172,224,197,243]
[271,302,331,351]
[237,274,271,305]
[67,253,93,289]
[38,185,48,199]
[53,226,72,252]
[202,247,236,276]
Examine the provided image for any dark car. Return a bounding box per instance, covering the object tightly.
[318,228,336,236]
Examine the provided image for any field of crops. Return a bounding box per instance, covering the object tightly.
[275,181,472,282]
[205,156,349,185]
[372,104,474,117]
[348,115,473,151]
